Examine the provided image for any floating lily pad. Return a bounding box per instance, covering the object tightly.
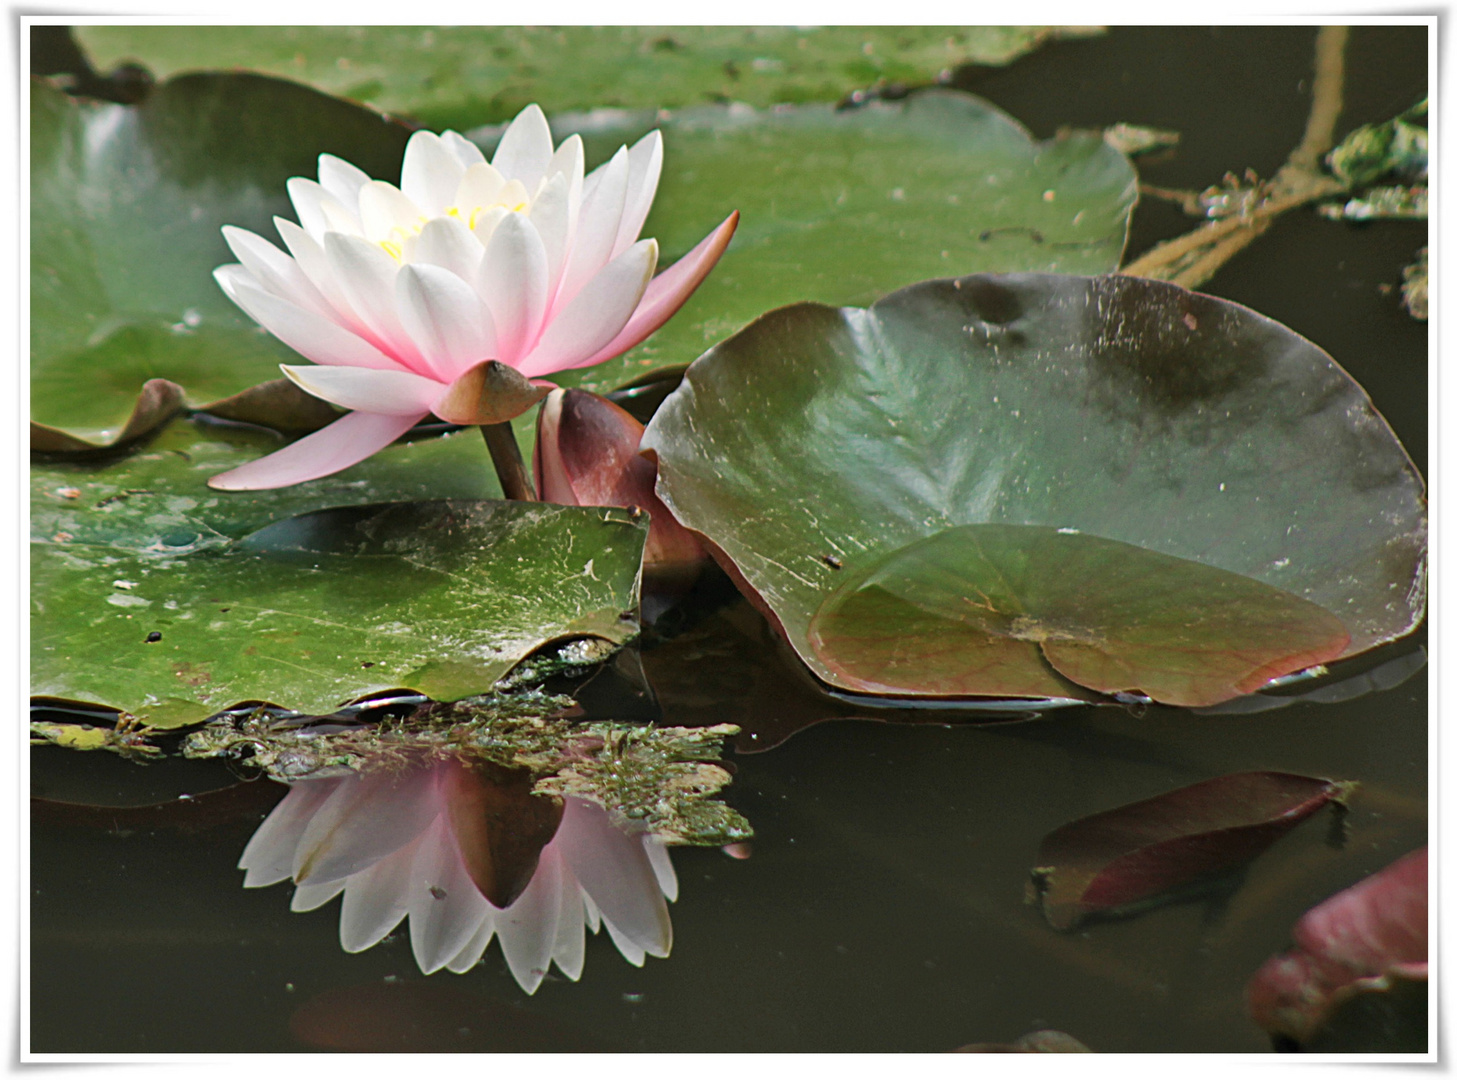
[73,26,1104,129]
[30,73,411,431]
[31,377,184,455]
[1028,771,1357,930]
[489,89,1138,393]
[642,273,1427,704]
[31,499,647,717]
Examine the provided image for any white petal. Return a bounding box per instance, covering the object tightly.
[644,837,678,903]
[281,363,444,416]
[444,911,497,974]
[207,410,423,491]
[357,181,426,246]
[475,212,549,364]
[215,266,402,372]
[492,103,554,191]
[293,768,443,885]
[454,162,508,215]
[545,133,585,197]
[529,172,575,298]
[239,779,343,887]
[549,861,588,981]
[518,239,655,377]
[602,915,648,966]
[317,153,372,211]
[222,225,333,319]
[411,216,485,281]
[401,130,467,216]
[556,145,629,310]
[552,798,672,960]
[441,129,486,169]
[338,835,421,952]
[613,130,663,259]
[287,177,360,240]
[396,264,496,381]
[291,879,346,913]
[408,816,492,975]
[324,232,431,372]
[274,218,373,338]
[496,846,564,995]
[471,206,509,249]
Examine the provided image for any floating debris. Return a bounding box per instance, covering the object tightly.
[1102,122,1179,157]
[1402,247,1428,321]
[1317,184,1427,221]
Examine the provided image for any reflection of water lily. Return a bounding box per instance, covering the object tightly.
[210,104,737,491]
[239,758,676,993]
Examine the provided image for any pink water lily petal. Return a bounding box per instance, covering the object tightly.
[401,130,466,216]
[273,218,374,339]
[215,267,402,372]
[207,409,424,491]
[518,239,656,377]
[338,835,421,953]
[444,910,498,975]
[475,213,549,364]
[492,103,554,192]
[317,153,372,210]
[552,798,672,960]
[530,172,575,298]
[324,232,430,372]
[550,866,589,981]
[409,816,492,974]
[238,779,343,888]
[411,216,484,282]
[454,162,508,218]
[573,210,739,369]
[291,878,346,913]
[281,363,445,416]
[645,839,679,902]
[397,263,496,381]
[496,845,565,994]
[545,132,585,193]
[294,768,443,885]
[556,146,629,311]
[613,130,663,260]
[222,225,334,319]
[288,177,360,240]
[441,129,486,169]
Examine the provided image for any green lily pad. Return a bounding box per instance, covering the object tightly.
[495,89,1138,393]
[811,525,1351,707]
[642,273,1427,705]
[31,499,647,717]
[30,73,411,431]
[72,26,1103,129]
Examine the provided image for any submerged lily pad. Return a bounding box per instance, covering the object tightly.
[643,273,1427,705]
[31,500,647,717]
[74,26,1104,129]
[811,525,1351,707]
[1028,771,1357,930]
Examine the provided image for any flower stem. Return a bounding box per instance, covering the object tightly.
[480,422,537,501]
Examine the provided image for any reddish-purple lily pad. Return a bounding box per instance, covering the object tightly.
[1247,846,1427,1048]
[1028,771,1357,930]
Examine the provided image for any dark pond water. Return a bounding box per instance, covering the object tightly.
[30,24,1428,1054]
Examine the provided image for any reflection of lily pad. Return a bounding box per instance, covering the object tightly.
[643,273,1427,705]
[31,500,647,716]
[811,525,1351,707]
[74,26,1104,128]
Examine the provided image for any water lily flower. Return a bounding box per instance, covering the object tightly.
[239,757,677,993]
[209,104,738,491]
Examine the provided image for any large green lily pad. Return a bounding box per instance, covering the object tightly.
[30,73,411,433]
[32,499,647,717]
[73,26,1103,129]
[642,273,1427,705]
[494,89,1138,393]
